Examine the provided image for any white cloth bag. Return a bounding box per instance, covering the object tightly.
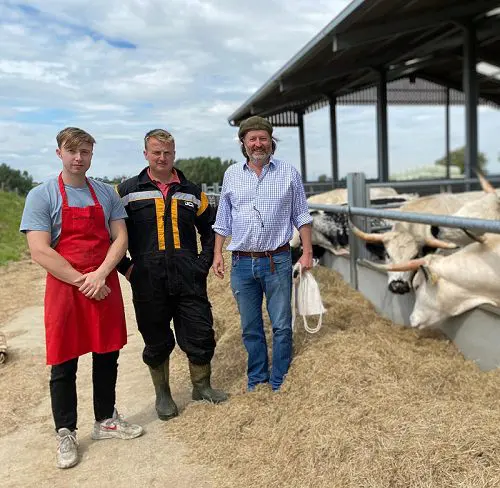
[291,263,326,334]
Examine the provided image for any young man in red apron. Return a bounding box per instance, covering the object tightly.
[20,127,143,469]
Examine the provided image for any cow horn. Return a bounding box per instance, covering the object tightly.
[424,237,458,249]
[475,169,496,194]
[350,223,386,243]
[461,228,486,243]
[372,257,427,272]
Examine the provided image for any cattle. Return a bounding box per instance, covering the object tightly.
[350,185,499,294]
[376,233,500,328]
[352,171,500,295]
[431,172,499,246]
[290,187,417,261]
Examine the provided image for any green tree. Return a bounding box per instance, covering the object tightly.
[435,146,488,174]
[317,174,328,182]
[0,163,34,195]
[174,157,236,185]
[94,175,129,185]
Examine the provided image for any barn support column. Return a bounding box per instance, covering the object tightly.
[347,172,369,290]
[445,87,451,181]
[376,70,389,182]
[328,96,339,186]
[297,110,307,183]
[463,22,478,190]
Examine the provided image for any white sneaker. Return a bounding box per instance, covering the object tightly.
[56,428,78,469]
[91,409,143,440]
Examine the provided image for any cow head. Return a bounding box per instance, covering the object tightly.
[350,224,457,294]
[377,255,496,328]
[431,171,499,246]
[384,257,451,326]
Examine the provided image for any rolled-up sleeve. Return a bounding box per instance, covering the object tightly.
[291,169,312,230]
[212,172,232,237]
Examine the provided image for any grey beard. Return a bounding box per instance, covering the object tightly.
[249,152,270,164]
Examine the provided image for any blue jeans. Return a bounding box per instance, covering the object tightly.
[230,251,293,391]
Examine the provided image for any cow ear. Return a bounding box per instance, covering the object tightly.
[421,265,439,284]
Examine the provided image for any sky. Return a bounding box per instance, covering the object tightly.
[0,0,499,183]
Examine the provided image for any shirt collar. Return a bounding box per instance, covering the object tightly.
[243,155,276,171]
[147,167,180,185]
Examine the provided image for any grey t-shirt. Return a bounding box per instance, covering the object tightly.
[20,177,127,247]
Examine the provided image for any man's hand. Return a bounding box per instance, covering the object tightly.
[212,253,225,279]
[297,250,313,273]
[75,271,110,299]
[92,285,112,301]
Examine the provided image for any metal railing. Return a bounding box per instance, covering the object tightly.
[309,172,500,290]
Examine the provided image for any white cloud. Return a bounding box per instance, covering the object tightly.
[0,0,498,184]
[0,60,76,89]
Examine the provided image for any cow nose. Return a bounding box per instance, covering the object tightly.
[388,280,410,294]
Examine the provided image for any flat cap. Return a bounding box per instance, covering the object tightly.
[238,116,273,139]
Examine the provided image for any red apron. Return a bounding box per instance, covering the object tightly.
[44,174,127,365]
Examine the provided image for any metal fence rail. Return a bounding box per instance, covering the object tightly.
[307,203,500,234]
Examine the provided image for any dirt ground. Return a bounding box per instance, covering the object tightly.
[0,260,218,488]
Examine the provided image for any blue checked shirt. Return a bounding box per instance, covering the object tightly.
[213,157,312,251]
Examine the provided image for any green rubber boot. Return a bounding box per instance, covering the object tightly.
[189,362,228,404]
[148,359,179,421]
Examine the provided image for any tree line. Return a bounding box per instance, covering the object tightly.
[0,163,34,196]
[7,148,495,188]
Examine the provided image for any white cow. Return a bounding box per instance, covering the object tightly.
[354,172,500,295]
[378,233,500,328]
[432,173,500,245]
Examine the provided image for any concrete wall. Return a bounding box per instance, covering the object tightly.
[321,253,500,372]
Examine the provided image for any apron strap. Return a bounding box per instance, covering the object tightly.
[58,173,100,207]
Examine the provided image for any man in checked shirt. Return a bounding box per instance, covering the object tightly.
[212,116,313,392]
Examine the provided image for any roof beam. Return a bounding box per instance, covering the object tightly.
[332,0,500,52]
[280,19,499,95]
[385,56,457,82]
[419,73,500,105]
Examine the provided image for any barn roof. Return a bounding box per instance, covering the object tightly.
[228,0,500,127]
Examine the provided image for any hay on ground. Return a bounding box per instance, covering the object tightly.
[168,252,500,488]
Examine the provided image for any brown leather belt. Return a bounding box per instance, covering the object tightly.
[232,244,290,273]
[232,243,290,258]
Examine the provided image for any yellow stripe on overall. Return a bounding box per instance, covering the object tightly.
[171,199,181,249]
[155,198,166,250]
[197,192,209,216]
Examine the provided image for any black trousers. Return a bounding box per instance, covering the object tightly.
[50,350,119,432]
[133,294,216,368]
[130,257,216,368]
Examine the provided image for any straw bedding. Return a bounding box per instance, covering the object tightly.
[2,255,500,486]
[168,254,500,488]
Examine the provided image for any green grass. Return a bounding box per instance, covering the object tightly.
[0,191,28,265]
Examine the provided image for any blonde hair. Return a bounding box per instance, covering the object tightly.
[56,127,95,150]
[144,129,175,149]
